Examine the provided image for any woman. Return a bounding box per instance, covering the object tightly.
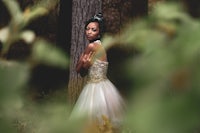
[70,13,125,131]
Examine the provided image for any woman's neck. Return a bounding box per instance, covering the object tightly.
[89,38,100,43]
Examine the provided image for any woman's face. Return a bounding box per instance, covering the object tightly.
[85,22,100,41]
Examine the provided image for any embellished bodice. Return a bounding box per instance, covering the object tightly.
[88,59,108,83]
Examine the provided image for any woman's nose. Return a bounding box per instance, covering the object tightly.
[88,29,92,34]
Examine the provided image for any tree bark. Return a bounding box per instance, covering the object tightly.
[68,0,102,104]
[102,0,134,34]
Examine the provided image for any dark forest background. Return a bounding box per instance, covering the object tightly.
[0,0,148,100]
[0,0,199,101]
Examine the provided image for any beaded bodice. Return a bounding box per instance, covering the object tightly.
[88,59,108,83]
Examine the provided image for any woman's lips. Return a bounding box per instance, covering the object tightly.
[86,36,92,39]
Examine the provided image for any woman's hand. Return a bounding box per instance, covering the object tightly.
[76,43,96,74]
[82,51,94,68]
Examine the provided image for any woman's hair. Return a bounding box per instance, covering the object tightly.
[84,13,105,39]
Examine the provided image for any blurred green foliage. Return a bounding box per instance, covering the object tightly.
[1,0,200,133]
[103,2,200,133]
[0,0,71,133]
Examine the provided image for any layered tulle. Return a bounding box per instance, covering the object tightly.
[70,79,125,126]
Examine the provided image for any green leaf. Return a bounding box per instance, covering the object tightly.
[32,40,69,69]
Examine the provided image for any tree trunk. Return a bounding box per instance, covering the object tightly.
[102,0,134,34]
[102,0,148,34]
[68,0,102,104]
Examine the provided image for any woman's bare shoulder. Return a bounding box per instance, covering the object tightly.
[87,42,99,51]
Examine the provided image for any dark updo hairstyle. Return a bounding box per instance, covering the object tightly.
[84,13,105,39]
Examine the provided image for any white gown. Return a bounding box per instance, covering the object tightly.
[70,45,125,129]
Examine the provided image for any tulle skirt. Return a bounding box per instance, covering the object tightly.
[70,79,125,128]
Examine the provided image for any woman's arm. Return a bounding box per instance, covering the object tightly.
[75,53,84,73]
